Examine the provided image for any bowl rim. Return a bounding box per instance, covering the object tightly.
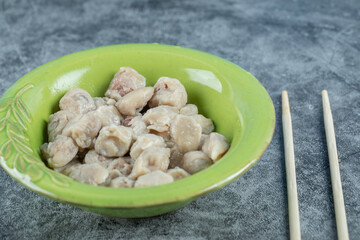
[0,43,276,208]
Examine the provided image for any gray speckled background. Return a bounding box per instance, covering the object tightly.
[1,0,360,239]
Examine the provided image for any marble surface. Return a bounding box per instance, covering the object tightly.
[1,0,359,239]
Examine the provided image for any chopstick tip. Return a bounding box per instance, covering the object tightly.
[282,90,288,97]
[282,90,290,114]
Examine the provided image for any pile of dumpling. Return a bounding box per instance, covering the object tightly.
[41,67,230,188]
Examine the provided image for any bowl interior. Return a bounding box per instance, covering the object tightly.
[0,44,275,207]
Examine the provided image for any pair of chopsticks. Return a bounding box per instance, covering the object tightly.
[282,90,349,240]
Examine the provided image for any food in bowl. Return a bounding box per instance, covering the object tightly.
[40,67,230,188]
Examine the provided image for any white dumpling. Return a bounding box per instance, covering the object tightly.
[191,114,214,134]
[107,158,134,176]
[124,116,149,140]
[59,88,96,114]
[94,125,133,157]
[110,177,135,188]
[40,135,78,169]
[130,134,166,159]
[95,105,123,127]
[83,150,112,167]
[149,77,187,109]
[181,151,212,174]
[105,67,146,100]
[64,163,109,185]
[142,105,178,137]
[202,132,230,162]
[134,170,174,188]
[170,115,202,153]
[130,147,170,179]
[47,110,75,142]
[180,104,198,115]
[115,87,154,116]
[62,112,102,148]
[167,167,190,180]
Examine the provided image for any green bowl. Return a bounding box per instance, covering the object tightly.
[0,44,275,218]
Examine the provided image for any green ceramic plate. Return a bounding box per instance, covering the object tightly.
[0,44,275,218]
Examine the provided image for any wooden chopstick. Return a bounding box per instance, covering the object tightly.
[322,90,349,240]
[282,91,301,240]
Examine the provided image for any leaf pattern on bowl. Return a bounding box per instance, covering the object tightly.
[0,84,69,187]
